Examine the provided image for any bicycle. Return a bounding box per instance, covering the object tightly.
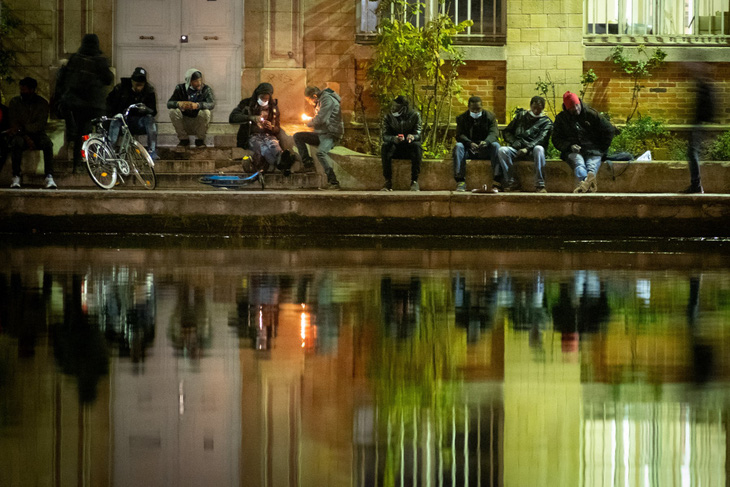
[82,103,157,190]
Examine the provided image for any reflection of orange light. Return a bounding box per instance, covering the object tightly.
[301,114,312,121]
[300,304,314,349]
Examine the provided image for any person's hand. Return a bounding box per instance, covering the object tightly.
[396,134,405,142]
[191,102,199,110]
[406,134,414,143]
[470,142,479,152]
[571,144,581,153]
[262,120,273,130]
[518,148,528,156]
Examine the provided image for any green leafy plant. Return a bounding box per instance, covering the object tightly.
[666,137,689,161]
[609,115,669,155]
[535,68,599,119]
[580,68,598,99]
[0,4,22,102]
[706,131,730,161]
[367,0,472,157]
[609,45,667,122]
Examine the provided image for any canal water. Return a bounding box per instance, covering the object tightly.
[1,237,729,486]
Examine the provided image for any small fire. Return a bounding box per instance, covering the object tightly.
[301,114,312,121]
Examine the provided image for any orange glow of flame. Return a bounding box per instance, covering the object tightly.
[301,114,312,121]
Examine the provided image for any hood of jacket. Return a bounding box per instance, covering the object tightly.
[319,88,341,104]
[184,68,203,91]
[253,83,274,99]
[78,34,102,56]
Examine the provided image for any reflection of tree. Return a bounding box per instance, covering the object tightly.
[53,275,110,404]
[372,276,470,485]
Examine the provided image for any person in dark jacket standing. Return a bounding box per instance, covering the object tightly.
[293,85,344,190]
[496,96,553,193]
[106,67,159,160]
[229,82,287,173]
[56,33,114,172]
[167,68,215,148]
[452,96,500,193]
[552,91,614,193]
[0,103,9,178]
[6,77,56,189]
[684,66,715,194]
[381,96,423,191]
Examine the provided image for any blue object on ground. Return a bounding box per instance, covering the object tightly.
[199,171,265,190]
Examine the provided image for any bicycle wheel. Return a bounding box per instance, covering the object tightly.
[83,136,117,189]
[127,141,157,189]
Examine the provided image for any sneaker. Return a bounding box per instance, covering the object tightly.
[536,186,547,193]
[177,139,190,147]
[148,150,160,161]
[195,139,206,148]
[44,175,57,189]
[381,180,393,191]
[320,181,340,191]
[682,184,704,194]
[502,180,521,192]
[456,181,466,192]
[10,176,21,188]
[410,181,420,192]
[585,172,597,193]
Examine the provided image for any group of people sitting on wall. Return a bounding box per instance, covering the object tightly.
[0,33,705,193]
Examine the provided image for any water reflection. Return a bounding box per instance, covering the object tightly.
[0,242,729,486]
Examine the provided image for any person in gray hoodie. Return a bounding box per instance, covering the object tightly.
[495,96,553,193]
[167,68,215,147]
[293,85,344,190]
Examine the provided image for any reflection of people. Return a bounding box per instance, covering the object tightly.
[552,91,614,193]
[55,34,114,172]
[170,284,210,358]
[683,69,715,194]
[507,272,548,332]
[453,273,499,343]
[687,275,713,383]
[551,272,610,352]
[381,276,421,337]
[167,68,215,148]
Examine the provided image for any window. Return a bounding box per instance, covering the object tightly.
[585,0,730,39]
[357,0,505,45]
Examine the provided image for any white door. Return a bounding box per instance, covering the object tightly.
[115,0,242,123]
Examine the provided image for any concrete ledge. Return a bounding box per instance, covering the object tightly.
[1,189,729,237]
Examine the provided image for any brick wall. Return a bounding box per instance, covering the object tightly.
[456,61,507,123]
[584,61,730,124]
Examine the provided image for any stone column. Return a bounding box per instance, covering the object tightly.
[242,0,306,122]
[505,0,584,114]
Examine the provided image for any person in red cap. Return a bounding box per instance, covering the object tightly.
[552,91,614,193]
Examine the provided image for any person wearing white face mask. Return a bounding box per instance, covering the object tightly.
[452,96,500,193]
[229,82,291,174]
[380,96,423,191]
[495,96,553,193]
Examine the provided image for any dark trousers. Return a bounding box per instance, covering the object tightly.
[381,140,423,182]
[63,105,103,165]
[0,135,9,175]
[9,132,54,177]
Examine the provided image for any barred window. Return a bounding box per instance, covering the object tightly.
[357,0,505,45]
[585,0,730,40]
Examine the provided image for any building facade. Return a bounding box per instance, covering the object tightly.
[1,0,728,125]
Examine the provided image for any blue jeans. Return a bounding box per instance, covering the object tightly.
[293,131,340,183]
[109,114,157,152]
[565,152,601,181]
[453,141,500,182]
[497,145,547,187]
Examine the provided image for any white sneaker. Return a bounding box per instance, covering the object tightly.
[10,176,21,188]
[44,175,57,189]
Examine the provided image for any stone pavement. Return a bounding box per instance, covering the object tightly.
[1,188,729,238]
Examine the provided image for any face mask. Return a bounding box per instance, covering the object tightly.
[257,97,269,107]
[529,110,542,118]
[391,111,401,117]
[470,111,482,119]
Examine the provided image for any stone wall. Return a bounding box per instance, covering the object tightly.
[585,61,730,124]
[0,0,113,102]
